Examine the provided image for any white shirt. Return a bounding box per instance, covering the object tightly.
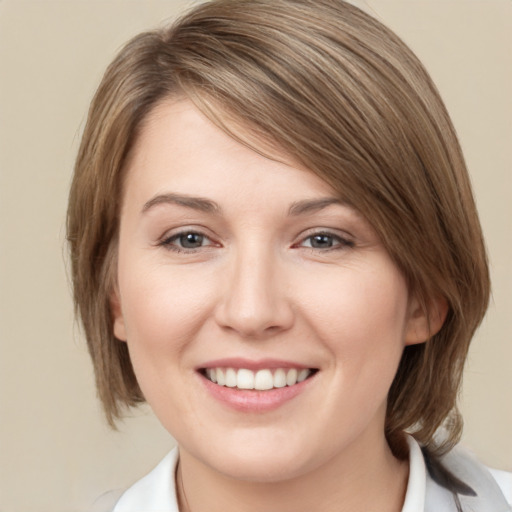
[95,437,511,511]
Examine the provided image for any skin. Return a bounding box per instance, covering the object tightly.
[112,98,441,512]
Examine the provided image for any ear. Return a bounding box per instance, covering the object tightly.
[404,294,448,346]
[110,288,127,342]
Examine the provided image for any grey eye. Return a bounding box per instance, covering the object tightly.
[178,232,205,248]
[299,232,354,251]
[308,234,335,248]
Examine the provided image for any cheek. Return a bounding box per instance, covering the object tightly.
[117,256,217,362]
[299,264,409,375]
[116,259,220,420]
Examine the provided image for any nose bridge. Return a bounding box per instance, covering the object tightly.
[216,239,293,337]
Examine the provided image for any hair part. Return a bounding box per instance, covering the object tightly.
[67,0,489,456]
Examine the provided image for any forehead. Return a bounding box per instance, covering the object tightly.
[130,97,305,171]
[122,98,343,209]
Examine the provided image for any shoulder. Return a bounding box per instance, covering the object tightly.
[111,447,180,512]
[426,443,512,512]
[487,467,512,506]
[93,441,511,512]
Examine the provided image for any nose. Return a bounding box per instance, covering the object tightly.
[214,245,294,339]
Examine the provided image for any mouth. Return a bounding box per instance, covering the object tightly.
[200,367,318,391]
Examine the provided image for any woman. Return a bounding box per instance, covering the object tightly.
[67,1,511,510]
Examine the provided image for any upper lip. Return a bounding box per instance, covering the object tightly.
[197,358,315,372]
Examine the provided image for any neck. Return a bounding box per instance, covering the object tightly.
[176,432,408,512]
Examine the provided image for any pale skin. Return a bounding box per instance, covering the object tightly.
[112,98,446,512]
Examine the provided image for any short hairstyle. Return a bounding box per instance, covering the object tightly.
[67,0,489,457]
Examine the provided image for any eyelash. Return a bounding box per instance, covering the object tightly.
[158,229,354,254]
[158,230,216,253]
[295,231,355,251]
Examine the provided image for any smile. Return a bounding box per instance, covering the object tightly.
[202,367,316,390]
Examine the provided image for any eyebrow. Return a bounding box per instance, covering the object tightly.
[142,193,347,217]
[142,193,221,214]
[288,197,347,216]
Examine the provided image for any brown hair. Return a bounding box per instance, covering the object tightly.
[67,0,489,456]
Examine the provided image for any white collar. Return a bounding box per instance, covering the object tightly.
[401,435,427,512]
[113,448,180,511]
[112,436,511,512]
[114,438,426,512]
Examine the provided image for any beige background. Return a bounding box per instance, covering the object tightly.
[0,1,510,511]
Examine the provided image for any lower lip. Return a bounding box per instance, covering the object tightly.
[199,372,315,412]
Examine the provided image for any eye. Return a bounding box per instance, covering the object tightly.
[298,232,354,251]
[159,230,216,252]
[305,234,337,249]
[176,232,206,249]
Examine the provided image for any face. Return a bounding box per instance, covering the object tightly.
[113,98,427,482]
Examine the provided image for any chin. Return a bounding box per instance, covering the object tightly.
[215,454,310,483]
[196,433,318,483]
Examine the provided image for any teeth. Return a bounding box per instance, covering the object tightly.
[225,368,237,387]
[273,368,287,388]
[297,369,310,382]
[216,368,226,386]
[237,369,255,389]
[254,369,273,390]
[204,367,313,390]
[286,368,298,386]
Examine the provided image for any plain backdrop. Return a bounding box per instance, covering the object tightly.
[0,1,510,511]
